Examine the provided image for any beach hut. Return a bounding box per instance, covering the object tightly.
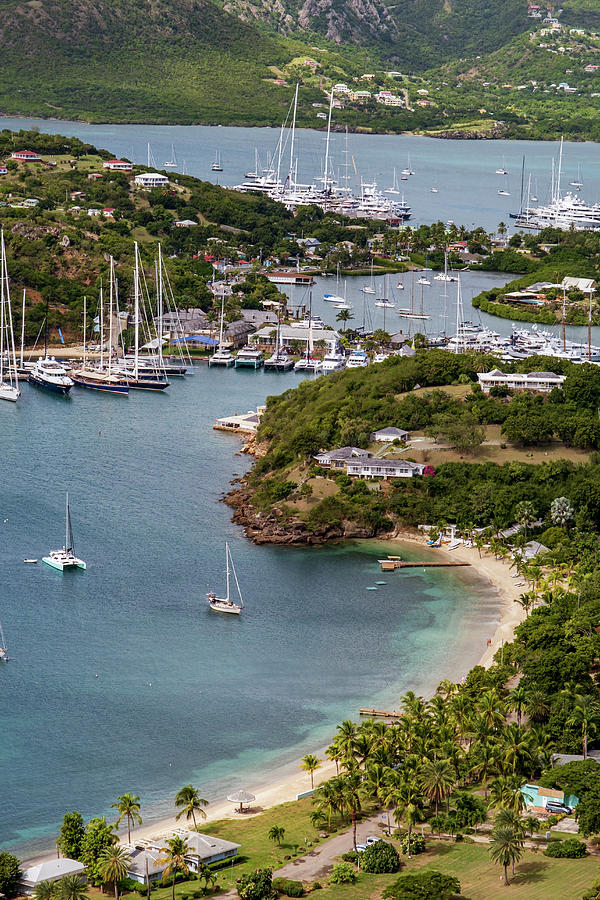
[227,789,256,813]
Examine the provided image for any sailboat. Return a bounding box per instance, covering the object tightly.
[498,173,511,197]
[0,229,21,402]
[211,151,223,172]
[207,542,244,614]
[0,617,8,661]
[417,256,431,286]
[401,155,415,176]
[164,144,177,168]
[396,270,431,320]
[570,164,583,189]
[434,250,458,283]
[71,287,130,394]
[28,299,74,394]
[324,261,345,302]
[375,274,394,308]
[385,168,400,195]
[42,493,86,572]
[209,290,236,367]
[117,245,170,390]
[333,279,352,310]
[264,302,293,371]
[361,259,376,294]
[495,157,509,175]
[295,291,323,372]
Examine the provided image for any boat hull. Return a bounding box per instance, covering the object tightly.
[208,600,242,615]
[72,376,129,394]
[234,360,264,369]
[42,556,86,571]
[29,374,72,394]
[0,383,20,402]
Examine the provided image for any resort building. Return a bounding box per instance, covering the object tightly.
[346,458,425,479]
[134,173,169,188]
[103,159,133,171]
[20,860,86,894]
[183,832,242,868]
[126,834,241,885]
[126,848,168,884]
[314,447,371,469]
[371,426,410,442]
[11,150,41,162]
[477,369,565,393]
[522,540,550,560]
[249,324,340,352]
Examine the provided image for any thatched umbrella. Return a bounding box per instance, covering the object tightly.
[227,790,256,813]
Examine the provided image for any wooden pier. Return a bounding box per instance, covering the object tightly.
[379,559,471,571]
[359,708,403,719]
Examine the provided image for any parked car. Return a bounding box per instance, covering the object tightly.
[366,835,382,845]
[546,802,572,815]
[355,843,368,852]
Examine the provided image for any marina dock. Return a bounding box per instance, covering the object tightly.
[379,558,471,571]
[359,708,403,719]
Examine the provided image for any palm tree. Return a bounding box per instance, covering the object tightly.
[551,496,573,530]
[514,501,536,537]
[267,824,285,847]
[111,794,142,843]
[507,685,528,726]
[174,785,208,831]
[391,778,425,858]
[469,743,498,798]
[325,741,343,775]
[312,779,341,830]
[501,723,533,776]
[515,591,536,618]
[299,754,322,789]
[58,875,89,900]
[335,308,353,332]
[34,882,58,900]
[488,774,527,814]
[525,688,550,724]
[494,810,525,874]
[197,864,216,894]
[335,772,366,850]
[335,720,358,768]
[158,836,190,900]
[489,824,523,885]
[567,694,600,759]
[419,758,455,815]
[98,845,132,900]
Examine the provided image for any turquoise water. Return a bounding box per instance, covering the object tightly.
[0,367,500,856]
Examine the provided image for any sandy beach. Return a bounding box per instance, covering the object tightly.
[20,537,525,867]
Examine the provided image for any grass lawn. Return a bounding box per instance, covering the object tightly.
[311,841,600,900]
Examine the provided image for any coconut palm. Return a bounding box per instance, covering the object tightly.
[58,875,89,900]
[98,845,132,900]
[111,794,142,843]
[335,720,359,769]
[501,724,533,776]
[335,772,367,850]
[567,694,600,759]
[158,836,190,900]
[489,824,523,885]
[33,882,58,900]
[312,779,341,830]
[477,689,505,731]
[174,785,208,831]
[419,758,455,815]
[299,754,322,789]
[515,500,536,537]
[469,743,498,798]
[391,777,425,858]
[325,741,344,776]
[335,308,353,332]
[515,591,536,618]
[494,809,525,874]
[488,774,527,814]
[267,824,285,847]
[507,685,528,726]
[197,864,216,894]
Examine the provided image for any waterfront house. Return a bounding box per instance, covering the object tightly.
[126,848,168,885]
[103,159,133,171]
[134,173,169,188]
[562,276,596,294]
[183,832,242,868]
[371,426,410,442]
[346,458,425,479]
[214,406,265,435]
[20,860,86,894]
[314,447,371,469]
[477,369,565,393]
[127,834,241,884]
[522,540,550,560]
[11,150,41,162]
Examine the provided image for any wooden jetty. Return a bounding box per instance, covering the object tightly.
[379,558,471,572]
[359,708,403,719]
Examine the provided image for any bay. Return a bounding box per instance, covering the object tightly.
[3,117,600,231]
[0,368,500,856]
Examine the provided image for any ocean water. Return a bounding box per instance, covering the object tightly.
[2,116,600,232]
[0,367,501,856]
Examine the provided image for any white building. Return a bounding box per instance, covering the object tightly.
[103,159,133,171]
[314,447,371,469]
[11,150,41,162]
[346,458,425,479]
[20,860,86,894]
[371,426,410,442]
[134,172,170,188]
[249,324,340,351]
[478,369,565,393]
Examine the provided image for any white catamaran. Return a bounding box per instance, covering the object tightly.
[0,617,8,661]
[0,229,21,402]
[42,493,87,572]
[207,542,244,614]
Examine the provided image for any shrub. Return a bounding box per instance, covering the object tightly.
[0,853,21,898]
[237,867,276,899]
[329,863,357,885]
[272,878,304,897]
[311,883,321,891]
[544,838,587,858]
[361,840,401,874]
[382,870,461,899]
[400,833,426,855]
[340,852,360,863]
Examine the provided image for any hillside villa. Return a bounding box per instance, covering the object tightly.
[314,446,426,479]
[477,369,565,393]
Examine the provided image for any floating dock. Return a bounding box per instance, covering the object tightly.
[379,559,471,571]
[359,708,403,719]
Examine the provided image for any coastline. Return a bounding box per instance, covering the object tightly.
[19,535,523,867]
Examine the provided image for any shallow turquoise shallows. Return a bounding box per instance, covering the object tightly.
[0,367,501,855]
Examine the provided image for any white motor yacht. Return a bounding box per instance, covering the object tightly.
[346,346,370,368]
[209,346,236,367]
[234,346,264,369]
[29,356,74,394]
[294,356,323,373]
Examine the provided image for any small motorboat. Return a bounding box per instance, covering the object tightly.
[23,558,38,564]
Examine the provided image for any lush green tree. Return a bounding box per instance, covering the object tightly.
[418,758,455,815]
[97,846,131,900]
[0,853,21,898]
[551,496,574,530]
[237,867,277,899]
[335,308,354,332]
[489,824,523,886]
[58,874,89,900]
[566,694,600,759]
[80,818,118,887]
[158,837,190,900]
[111,794,142,844]
[361,840,401,874]
[329,862,357,885]
[267,824,285,847]
[174,785,208,831]
[57,812,85,860]
[299,754,322,789]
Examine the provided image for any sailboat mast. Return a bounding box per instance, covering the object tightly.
[20,288,25,368]
[44,298,48,359]
[289,83,299,188]
[83,296,87,367]
[134,242,140,380]
[323,88,334,195]
[0,230,5,383]
[65,492,69,551]
[108,257,114,376]
[99,282,104,370]
[589,292,592,361]
[158,244,164,363]
[225,541,230,602]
